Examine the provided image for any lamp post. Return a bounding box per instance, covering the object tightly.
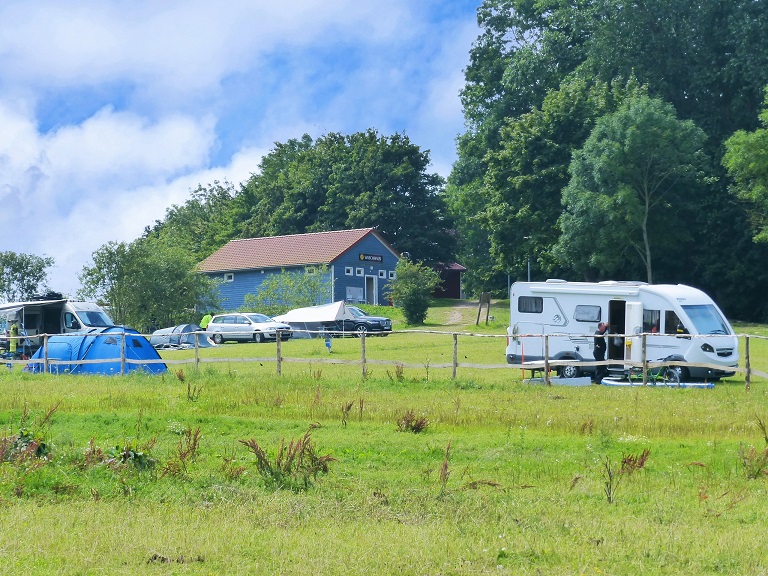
[523,236,531,282]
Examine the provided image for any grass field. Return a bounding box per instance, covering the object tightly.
[1,301,767,575]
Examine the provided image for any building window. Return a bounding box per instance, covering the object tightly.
[223,273,234,282]
[388,271,396,279]
[378,270,386,278]
[345,267,353,276]
[356,268,364,276]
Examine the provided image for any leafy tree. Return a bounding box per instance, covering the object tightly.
[385,260,441,325]
[453,0,768,299]
[0,251,54,303]
[556,96,707,282]
[723,87,768,242]
[242,266,332,317]
[478,77,646,282]
[79,238,219,331]
[232,130,455,264]
[146,180,238,261]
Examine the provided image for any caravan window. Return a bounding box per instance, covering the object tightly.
[574,305,601,322]
[643,309,661,333]
[518,296,543,314]
[664,310,686,335]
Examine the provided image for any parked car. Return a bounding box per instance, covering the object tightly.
[206,313,292,344]
[339,306,392,336]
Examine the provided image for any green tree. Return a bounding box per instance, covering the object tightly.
[723,87,768,242]
[146,180,238,261]
[0,251,54,303]
[242,266,332,317]
[385,260,441,325]
[556,96,707,282]
[79,238,218,331]
[233,130,455,264]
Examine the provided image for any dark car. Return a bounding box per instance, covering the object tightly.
[339,306,392,336]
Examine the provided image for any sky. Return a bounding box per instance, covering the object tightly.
[0,1,481,297]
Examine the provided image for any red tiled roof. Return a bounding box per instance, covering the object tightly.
[198,228,398,272]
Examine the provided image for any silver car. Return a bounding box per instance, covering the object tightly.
[207,313,292,344]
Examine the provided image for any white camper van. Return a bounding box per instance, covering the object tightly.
[506,280,739,381]
[0,296,114,354]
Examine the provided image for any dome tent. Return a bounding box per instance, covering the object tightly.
[149,324,215,349]
[24,326,167,375]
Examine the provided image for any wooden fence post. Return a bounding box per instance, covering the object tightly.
[642,333,647,386]
[120,331,126,375]
[544,334,551,385]
[276,330,282,376]
[194,333,200,372]
[361,332,367,379]
[452,333,458,380]
[745,335,751,392]
[43,334,49,374]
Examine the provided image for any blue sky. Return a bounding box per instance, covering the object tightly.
[0,1,480,297]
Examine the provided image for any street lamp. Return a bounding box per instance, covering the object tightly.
[523,236,531,282]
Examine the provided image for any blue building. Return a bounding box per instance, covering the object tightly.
[198,228,401,310]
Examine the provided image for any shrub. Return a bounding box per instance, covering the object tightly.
[385,259,440,325]
[239,426,335,491]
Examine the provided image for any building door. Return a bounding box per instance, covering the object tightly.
[365,276,377,305]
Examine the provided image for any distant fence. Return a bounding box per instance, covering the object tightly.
[5,330,768,389]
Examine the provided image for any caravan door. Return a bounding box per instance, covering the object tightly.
[624,301,643,366]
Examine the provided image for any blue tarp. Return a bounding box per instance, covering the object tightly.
[24,326,167,375]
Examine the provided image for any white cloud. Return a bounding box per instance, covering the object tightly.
[0,0,478,297]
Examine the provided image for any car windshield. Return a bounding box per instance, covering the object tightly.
[245,313,271,323]
[79,310,113,327]
[681,304,731,335]
[347,306,366,318]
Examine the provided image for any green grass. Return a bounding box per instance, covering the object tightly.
[0,302,766,574]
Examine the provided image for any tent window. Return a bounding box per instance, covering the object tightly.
[131,338,143,348]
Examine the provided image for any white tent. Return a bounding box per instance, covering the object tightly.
[273,301,355,338]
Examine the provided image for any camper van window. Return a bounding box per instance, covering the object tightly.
[574,305,601,322]
[681,304,730,335]
[643,309,661,333]
[518,296,543,314]
[664,310,685,335]
[79,311,113,328]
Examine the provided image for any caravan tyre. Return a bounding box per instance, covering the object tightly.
[253,332,264,343]
[212,333,224,345]
[559,363,581,379]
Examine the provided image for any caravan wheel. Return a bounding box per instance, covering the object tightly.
[559,363,581,379]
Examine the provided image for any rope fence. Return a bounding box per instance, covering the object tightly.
[3,329,767,390]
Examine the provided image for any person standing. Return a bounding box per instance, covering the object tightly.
[9,319,19,359]
[593,322,608,383]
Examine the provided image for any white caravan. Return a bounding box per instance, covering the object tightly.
[0,297,114,354]
[505,280,739,381]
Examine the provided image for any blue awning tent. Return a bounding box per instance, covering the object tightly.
[24,326,167,375]
[149,324,215,349]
